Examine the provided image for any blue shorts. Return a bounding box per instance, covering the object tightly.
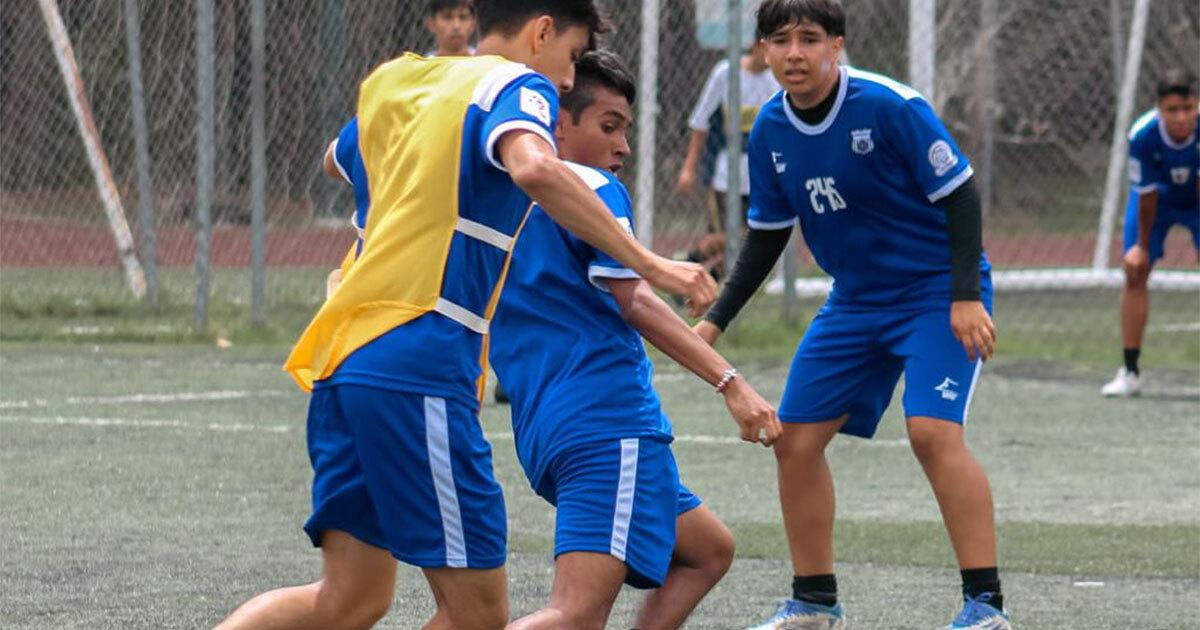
[1123,193,1200,263]
[533,437,699,589]
[780,301,991,438]
[304,385,506,569]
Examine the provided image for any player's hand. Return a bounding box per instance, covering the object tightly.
[722,378,782,446]
[693,320,723,346]
[950,300,996,363]
[643,257,716,318]
[325,268,343,299]
[677,166,697,194]
[1124,244,1150,284]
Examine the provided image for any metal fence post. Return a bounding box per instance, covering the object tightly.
[195,0,214,331]
[122,0,158,305]
[635,0,659,248]
[250,0,266,324]
[723,0,742,273]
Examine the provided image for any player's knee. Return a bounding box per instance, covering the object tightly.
[705,523,736,578]
[318,588,391,630]
[907,421,963,463]
[449,597,508,630]
[1123,264,1149,289]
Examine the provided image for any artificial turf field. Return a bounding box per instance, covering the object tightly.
[2,337,1197,628]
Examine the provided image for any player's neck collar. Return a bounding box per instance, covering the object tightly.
[1156,118,1195,150]
[781,66,848,136]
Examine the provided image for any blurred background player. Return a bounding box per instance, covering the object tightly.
[217,2,717,629]
[677,39,779,239]
[1101,67,1199,397]
[492,49,780,630]
[425,0,476,57]
[694,1,1008,628]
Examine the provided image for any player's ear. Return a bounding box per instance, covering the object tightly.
[531,16,555,54]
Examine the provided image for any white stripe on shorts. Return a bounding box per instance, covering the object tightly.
[425,396,467,568]
[961,361,983,425]
[610,438,639,562]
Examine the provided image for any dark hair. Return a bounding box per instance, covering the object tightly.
[477,0,609,48]
[755,0,845,40]
[1157,67,1197,100]
[560,49,636,123]
[427,0,474,17]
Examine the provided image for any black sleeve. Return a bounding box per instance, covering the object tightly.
[940,177,983,302]
[704,226,793,331]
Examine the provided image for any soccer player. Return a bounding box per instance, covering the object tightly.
[677,39,780,232]
[490,50,781,630]
[425,0,476,57]
[693,1,1009,629]
[214,2,716,629]
[1101,67,1199,397]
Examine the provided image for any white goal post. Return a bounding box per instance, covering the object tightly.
[36,0,146,298]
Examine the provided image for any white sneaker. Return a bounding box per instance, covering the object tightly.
[1101,367,1141,397]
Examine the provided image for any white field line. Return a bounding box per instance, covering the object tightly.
[0,414,910,445]
[0,390,289,409]
[0,415,292,433]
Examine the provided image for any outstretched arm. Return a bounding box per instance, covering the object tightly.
[607,277,781,446]
[497,130,716,315]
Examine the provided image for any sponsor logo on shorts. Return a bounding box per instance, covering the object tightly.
[935,377,960,401]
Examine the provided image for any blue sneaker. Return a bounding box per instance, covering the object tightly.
[942,593,1011,629]
[745,599,846,629]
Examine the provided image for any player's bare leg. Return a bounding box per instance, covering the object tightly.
[906,417,997,570]
[1121,258,1152,350]
[421,572,454,630]
[214,530,396,630]
[774,416,847,576]
[633,505,735,629]
[423,566,510,630]
[507,552,626,630]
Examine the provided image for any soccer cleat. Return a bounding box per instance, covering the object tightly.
[744,599,846,630]
[942,593,1011,630]
[1101,367,1141,397]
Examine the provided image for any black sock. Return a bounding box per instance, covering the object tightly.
[961,567,1003,609]
[793,574,838,607]
[1124,348,1140,375]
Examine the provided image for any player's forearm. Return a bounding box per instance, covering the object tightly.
[939,177,983,302]
[682,130,708,170]
[621,281,731,386]
[321,141,340,180]
[513,151,652,273]
[1136,192,1158,249]
[704,226,792,331]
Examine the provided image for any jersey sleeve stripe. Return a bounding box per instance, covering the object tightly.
[434,297,490,334]
[470,63,534,112]
[1133,183,1158,194]
[564,161,612,190]
[927,165,975,203]
[330,137,352,184]
[747,217,798,231]
[587,265,640,293]
[484,120,558,172]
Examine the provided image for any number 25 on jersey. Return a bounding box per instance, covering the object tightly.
[805,177,846,214]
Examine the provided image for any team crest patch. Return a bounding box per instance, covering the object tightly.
[928,140,959,177]
[851,128,874,155]
[1128,158,1142,184]
[519,86,552,127]
[1170,166,1189,185]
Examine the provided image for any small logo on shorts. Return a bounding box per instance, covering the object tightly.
[934,377,960,401]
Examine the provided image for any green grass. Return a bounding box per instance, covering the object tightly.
[1,342,1197,628]
[4,267,1197,367]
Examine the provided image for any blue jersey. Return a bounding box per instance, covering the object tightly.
[332,118,369,254]
[1128,109,1200,210]
[747,67,990,308]
[489,163,671,490]
[318,62,562,409]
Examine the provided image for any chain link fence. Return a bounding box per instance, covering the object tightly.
[1,0,1197,358]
